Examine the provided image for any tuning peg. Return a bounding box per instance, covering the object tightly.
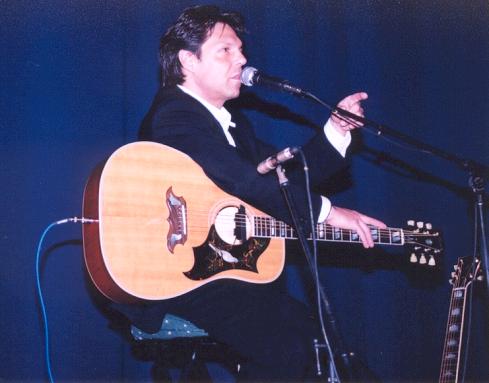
[451,271,456,278]
[477,275,484,281]
[410,253,418,263]
[407,220,415,227]
[425,223,432,230]
[416,221,424,229]
[428,256,436,266]
[449,279,453,285]
[419,254,427,264]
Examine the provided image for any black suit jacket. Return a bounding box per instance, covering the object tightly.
[112,86,352,338]
[139,86,349,227]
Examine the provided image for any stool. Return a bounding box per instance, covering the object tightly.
[131,314,242,382]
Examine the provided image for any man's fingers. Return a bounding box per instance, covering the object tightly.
[357,220,374,248]
[361,215,387,229]
[325,206,386,248]
[339,92,368,107]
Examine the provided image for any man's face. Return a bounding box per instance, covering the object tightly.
[183,23,247,107]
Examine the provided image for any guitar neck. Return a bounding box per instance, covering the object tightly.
[439,257,480,383]
[252,216,404,246]
[439,286,467,383]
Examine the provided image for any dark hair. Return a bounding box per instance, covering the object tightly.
[159,5,245,88]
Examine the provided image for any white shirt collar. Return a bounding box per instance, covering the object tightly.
[177,85,236,136]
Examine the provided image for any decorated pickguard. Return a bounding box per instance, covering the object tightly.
[183,225,270,281]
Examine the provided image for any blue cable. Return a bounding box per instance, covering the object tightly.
[36,221,59,383]
[35,217,98,383]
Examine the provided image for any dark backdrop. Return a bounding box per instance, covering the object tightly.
[1,0,488,381]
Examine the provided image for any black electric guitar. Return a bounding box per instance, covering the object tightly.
[439,256,482,383]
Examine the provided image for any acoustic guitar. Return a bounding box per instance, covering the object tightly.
[82,142,443,303]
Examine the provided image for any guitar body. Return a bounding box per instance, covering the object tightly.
[82,142,285,303]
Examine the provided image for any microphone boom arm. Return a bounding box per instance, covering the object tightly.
[303,91,488,175]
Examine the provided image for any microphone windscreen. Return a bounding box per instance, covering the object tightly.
[240,66,257,86]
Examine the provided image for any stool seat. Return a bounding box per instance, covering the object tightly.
[130,314,241,381]
[131,314,208,340]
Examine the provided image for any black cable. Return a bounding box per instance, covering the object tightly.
[296,149,342,383]
[459,202,482,383]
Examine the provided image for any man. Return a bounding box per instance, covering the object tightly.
[116,5,385,380]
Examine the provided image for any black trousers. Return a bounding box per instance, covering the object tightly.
[112,279,320,381]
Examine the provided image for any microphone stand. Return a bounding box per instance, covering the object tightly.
[255,78,488,377]
[304,91,489,294]
[275,165,354,382]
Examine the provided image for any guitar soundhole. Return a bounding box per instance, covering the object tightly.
[214,205,251,245]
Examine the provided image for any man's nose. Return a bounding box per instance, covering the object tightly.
[237,51,247,66]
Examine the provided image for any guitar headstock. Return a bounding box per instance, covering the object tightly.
[450,256,483,288]
[404,220,443,266]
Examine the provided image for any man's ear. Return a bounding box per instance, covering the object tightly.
[178,50,196,73]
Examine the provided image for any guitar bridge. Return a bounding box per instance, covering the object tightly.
[166,187,187,253]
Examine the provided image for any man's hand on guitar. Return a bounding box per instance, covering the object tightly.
[325,206,387,248]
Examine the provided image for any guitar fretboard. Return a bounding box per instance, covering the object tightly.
[252,216,404,245]
[439,286,467,383]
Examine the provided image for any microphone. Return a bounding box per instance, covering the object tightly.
[241,66,307,96]
[257,147,300,175]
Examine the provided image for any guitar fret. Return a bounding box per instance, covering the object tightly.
[333,227,341,241]
[288,226,295,238]
[270,218,276,237]
[351,231,359,242]
[371,227,379,242]
[453,289,464,299]
[391,229,402,244]
[381,228,392,244]
[451,307,461,316]
[446,339,458,348]
[254,216,260,237]
[317,224,325,240]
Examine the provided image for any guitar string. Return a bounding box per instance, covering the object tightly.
[137,213,435,238]
[164,220,440,251]
[159,209,429,235]
[177,221,425,237]
[187,216,433,236]
[158,204,434,235]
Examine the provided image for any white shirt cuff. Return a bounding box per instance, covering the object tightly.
[317,196,332,223]
[324,119,351,158]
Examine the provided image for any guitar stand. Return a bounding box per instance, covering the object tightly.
[468,170,489,293]
[314,339,343,379]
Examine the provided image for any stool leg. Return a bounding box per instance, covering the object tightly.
[180,347,211,382]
